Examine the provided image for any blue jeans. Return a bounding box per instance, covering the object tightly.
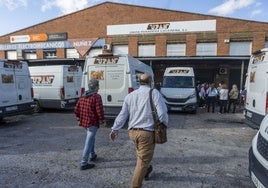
[81,126,98,166]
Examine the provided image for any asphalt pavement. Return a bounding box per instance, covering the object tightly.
[0,107,257,188]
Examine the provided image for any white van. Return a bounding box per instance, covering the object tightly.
[82,54,154,118]
[245,48,268,128]
[29,65,82,112]
[249,114,268,187]
[160,67,197,113]
[0,60,34,120]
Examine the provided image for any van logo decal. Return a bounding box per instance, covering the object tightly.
[252,52,265,64]
[91,71,104,80]
[249,71,255,83]
[2,74,14,83]
[31,75,54,85]
[4,61,23,69]
[169,69,189,74]
[94,57,119,64]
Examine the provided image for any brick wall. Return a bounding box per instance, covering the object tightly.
[1,2,268,59]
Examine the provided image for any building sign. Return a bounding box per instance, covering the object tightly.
[0,37,97,52]
[0,41,71,50]
[47,33,68,41]
[10,35,30,43]
[107,20,216,35]
[68,38,98,57]
[10,32,67,43]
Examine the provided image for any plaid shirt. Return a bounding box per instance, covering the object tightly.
[74,93,104,128]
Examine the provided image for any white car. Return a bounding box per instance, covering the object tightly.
[249,115,268,187]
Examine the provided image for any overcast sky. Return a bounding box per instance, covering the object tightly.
[0,0,267,36]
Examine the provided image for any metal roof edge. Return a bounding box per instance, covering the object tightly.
[137,56,250,61]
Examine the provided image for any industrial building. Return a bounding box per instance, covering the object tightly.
[1,2,268,88]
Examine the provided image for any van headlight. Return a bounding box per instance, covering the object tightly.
[189,93,196,99]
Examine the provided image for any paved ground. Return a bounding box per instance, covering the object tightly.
[0,107,257,188]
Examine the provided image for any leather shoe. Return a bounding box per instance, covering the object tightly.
[80,163,95,170]
[144,165,153,180]
[90,154,97,161]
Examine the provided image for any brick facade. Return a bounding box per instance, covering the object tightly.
[0,2,268,88]
[1,2,268,58]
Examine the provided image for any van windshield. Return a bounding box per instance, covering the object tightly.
[162,76,194,88]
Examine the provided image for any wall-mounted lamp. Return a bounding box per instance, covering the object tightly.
[224,39,230,43]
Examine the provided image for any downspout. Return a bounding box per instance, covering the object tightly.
[239,60,245,107]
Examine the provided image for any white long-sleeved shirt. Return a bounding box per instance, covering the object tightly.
[219,89,229,100]
[112,85,168,132]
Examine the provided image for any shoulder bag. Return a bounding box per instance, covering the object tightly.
[149,89,167,144]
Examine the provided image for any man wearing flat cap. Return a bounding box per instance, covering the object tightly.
[75,79,105,170]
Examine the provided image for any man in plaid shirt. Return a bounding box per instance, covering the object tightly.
[74,79,105,170]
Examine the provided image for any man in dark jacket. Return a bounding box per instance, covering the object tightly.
[74,79,105,170]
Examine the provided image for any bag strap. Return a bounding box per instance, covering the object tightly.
[149,89,157,125]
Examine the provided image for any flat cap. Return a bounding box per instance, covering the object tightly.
[88,79,99,91]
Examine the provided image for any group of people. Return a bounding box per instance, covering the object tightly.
[197,82,240,114]
[74,74,168,188]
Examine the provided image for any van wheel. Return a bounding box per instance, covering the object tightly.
[191,110,197,114]
[33,101,42,113]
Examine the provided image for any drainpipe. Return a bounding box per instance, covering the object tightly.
[239,60,245,107]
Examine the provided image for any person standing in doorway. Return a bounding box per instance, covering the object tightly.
[109,74,168,188]
[74,79,105,170]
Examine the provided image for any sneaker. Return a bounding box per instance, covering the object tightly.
[144,165,153,181]
[90,154,97,161]
[80,163,95,170]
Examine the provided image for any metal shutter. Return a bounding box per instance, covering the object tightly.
[196,43,217,56]
[167,44,186,56]
[229,42,252,55]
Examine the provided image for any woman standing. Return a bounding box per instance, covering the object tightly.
[206,83,218,113]
[219,83,229,114]
[228,84,239,113]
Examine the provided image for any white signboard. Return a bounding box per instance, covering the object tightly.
[107,20,216,35]
[10,35,30,43]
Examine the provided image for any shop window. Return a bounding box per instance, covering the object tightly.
[6,51,17,60]
[113,45,128,55]
[196,43,217,56]
[265,41,268,48]
[24,50,37,60]
[43,49,57,59]
[229,42,252,56]
[138,44,155,57]
[167,44,186,56]
[66,48,79,58]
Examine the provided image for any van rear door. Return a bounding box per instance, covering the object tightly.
[85,56,128,106]
[0,63,17,107]
[246,64,268,118]
[15,62,32,105]
[0,61,32,112]
[245,49,268,126]
[63,66,82,100]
